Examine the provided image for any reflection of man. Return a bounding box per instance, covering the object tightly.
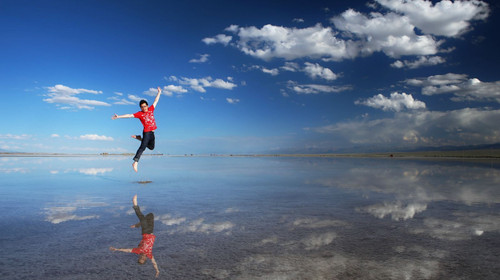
[110,195,159,277]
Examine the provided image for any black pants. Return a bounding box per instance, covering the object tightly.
[133,131,155,162]
[133,205,154,234]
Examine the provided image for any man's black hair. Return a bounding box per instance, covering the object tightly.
[139,100,148,107]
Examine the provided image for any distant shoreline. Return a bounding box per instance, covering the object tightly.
[2,149,500,159]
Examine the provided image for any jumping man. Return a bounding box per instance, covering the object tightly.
[110,194,160,277]
[112,87,161,172]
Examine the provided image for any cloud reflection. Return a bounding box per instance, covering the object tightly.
[44,200,107,224]
[357,201,427,221]
[77,167,113,175]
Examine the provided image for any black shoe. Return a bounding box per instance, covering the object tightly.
[135,135,142,141]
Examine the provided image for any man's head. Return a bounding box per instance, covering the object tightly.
[139,100,149,112]
[138,254,148,264]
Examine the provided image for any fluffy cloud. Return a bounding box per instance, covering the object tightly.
[226,98,240,104]
[109,92,136,105]
[309,107,500,147]
[303,62,337,80]
[332,9,440,58]
[43,84,110,110]
[208,0,488,62]
[356,92,426,111]
[407,73,500,103]
[170,76,237,93]
[287,81,351,95]
[0,134,31,140]
[142,85,188,97]
[79,134,114,141]
[227,24,351,61]
[376,0,490,37]
[391,56,445,69]
[202,34,232,45]
[189,53,210,63]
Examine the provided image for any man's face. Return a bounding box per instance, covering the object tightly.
[138,254,147,264]
[140,104,148,112]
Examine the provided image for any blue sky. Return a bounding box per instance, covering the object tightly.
[1,0,499,154]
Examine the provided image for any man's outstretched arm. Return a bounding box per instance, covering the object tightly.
[151,256,160,277]
[152,87,161,108]
[112,113,134,120]
[109,247,133,253]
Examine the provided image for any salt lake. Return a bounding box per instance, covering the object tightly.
[0,155,499,279]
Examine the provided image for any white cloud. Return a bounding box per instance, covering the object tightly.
[0,134,31,140]
[79,134,114,141]
[332,9,440,58]
[227,24,351,61]
[189,53,210,63]
[356,92,426,111]
[202,34,232,45]
[287,81,351,95]
[127,94,143,102]
[407,73,500,103]
[226,98,240,104]
[280,62,300,72]
[247,65,280,76]
[109,92,136,105]
[376,0,490,37]
[303,62,337,80]
[391,56,445,69]
[209,1,489,63]
[309,107,500,147]
[262,67,279,76]
[43,84,110,110]
[164,85,188,97]
[51,134,60,138]
[175,76,237,93]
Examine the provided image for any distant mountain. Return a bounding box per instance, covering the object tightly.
[267,143,500,155]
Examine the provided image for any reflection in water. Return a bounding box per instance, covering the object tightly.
[110,195,160,277]
[0,156,498,279]
[44,200,107,224]
[77,167,114,175]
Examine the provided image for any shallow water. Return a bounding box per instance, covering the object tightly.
[0,156,499,279]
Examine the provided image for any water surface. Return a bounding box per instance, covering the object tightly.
[1,156,499,279]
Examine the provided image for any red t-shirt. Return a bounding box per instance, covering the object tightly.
[133,106,157,132]
[131,233,156,259]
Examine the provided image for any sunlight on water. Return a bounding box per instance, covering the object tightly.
[0,156,499,279]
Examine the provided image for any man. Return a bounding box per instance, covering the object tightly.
[110,194,160,277]
[112,87,162,172]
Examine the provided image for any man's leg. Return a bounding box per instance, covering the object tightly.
[132,132,152,171]
[143,213,154,234]
[133,133,149,162]
[147,132,155,150]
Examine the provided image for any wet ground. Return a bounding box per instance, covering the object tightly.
[1,156,499,279]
